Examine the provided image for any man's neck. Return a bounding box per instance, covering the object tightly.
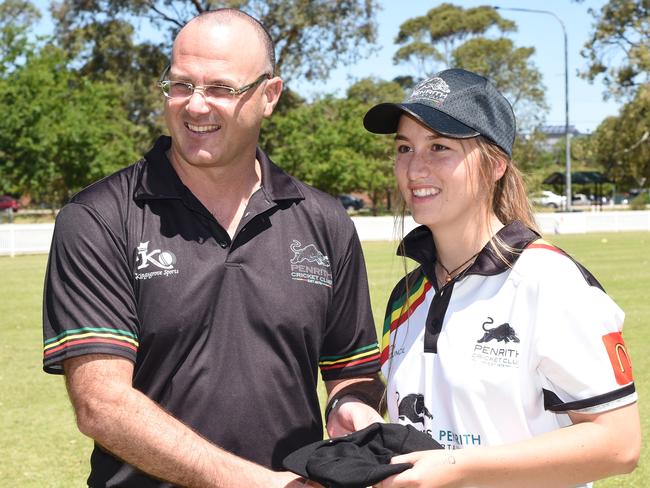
[168,152,262,238]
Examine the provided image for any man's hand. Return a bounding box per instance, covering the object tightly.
[326,395,385,438]
[65,354,316,488]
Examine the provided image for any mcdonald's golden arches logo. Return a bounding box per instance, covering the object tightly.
[602,332,634,385]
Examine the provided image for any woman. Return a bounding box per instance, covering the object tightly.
[363,68,640,487]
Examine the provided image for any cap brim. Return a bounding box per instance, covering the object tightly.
[363,102,480,139]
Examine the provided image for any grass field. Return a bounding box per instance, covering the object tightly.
[0,232,648,487]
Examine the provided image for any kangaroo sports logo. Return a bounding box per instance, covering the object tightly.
[134,241,179,280]
[477,317,520,344]
[396,392,433,426]
[289,240,332,287]
[472,317,520,368]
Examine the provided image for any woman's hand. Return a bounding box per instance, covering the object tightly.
[374,450,460,488]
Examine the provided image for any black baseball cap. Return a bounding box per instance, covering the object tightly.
[283,422,442,488]
[363,68,516,157]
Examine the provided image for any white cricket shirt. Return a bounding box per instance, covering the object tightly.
[381,221,636,487]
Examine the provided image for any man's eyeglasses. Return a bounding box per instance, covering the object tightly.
[158,66,271,101]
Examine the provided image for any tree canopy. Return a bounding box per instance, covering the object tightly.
[590,84,650,189]
[52,0,379,84]
[391,3,546,129]
[260,78,404,212]
[581,0,650,100]
[393,3,515,70]
[578,0,650,191]
[1,0,647,208]
[0,23,143,204]
[0,0,39,74]
[47,0,382,154]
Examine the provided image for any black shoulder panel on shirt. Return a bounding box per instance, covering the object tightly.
[543,383,635,412]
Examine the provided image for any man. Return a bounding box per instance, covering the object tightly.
[43,9,383,487]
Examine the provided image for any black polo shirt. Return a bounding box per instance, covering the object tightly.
[43,136,380,487]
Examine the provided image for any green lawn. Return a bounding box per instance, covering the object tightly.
[1,232,648,486]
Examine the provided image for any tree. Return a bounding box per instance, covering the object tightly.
[346,77,405,105]
[0,0,40,74]
[590,84,650,191]
[346,78,405,212]
[264,79,402,213]
[263,98,369,195]
[511,131,555,192]
[52,0,379,84]
[48,0,380,153]
[49,10,170,144]
[393,3,515,73]
[581,0,650,100]
[392,3,546,129]
[0,44,144,205]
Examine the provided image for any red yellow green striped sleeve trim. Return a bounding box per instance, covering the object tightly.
[43,327,139,358]
[319,344,380,371]
[380,274,431,364]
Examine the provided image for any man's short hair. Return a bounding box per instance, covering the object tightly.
[194,8,276,75]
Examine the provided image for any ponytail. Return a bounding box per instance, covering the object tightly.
[475,137,539,233]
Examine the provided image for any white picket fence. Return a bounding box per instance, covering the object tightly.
[350,211,650,241]
[0,223,56,257]
[1,211,650,256]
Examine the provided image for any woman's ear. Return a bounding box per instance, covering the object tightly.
[494,156,508,181]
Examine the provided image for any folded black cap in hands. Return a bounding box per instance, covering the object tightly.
[283,422,443,488]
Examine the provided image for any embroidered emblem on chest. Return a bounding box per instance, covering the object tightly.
[471,316,520,368]
[289,240,332,287]
[134,241,179,280]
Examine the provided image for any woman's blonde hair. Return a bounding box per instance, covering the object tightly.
[473,136,538,233]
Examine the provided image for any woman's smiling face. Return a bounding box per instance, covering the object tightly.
[394,114,488,232]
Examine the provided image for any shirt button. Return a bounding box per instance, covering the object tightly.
[219,242,227,248]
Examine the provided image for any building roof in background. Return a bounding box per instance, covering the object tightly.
[543,171,613,185]
[539,125,582,137]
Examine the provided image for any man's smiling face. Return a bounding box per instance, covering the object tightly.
[163,16,272,170]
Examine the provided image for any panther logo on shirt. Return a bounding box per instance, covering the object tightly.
[396,392,433,426]
[289,240,332,288]
[472,316,520,368]
[477,316,520,344]
[289,240,330,267]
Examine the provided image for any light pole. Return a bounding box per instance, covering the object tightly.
[494,6,572,211]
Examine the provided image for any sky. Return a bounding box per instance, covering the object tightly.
[30,0,620,134]
[292,0,620,134]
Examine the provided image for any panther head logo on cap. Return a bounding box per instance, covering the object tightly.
[407,77,451,105]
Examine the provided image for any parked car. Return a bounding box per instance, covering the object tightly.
[571,193,591,206]
[0,195,19,212]
[529,190,566,209]
[338,194,364,211]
